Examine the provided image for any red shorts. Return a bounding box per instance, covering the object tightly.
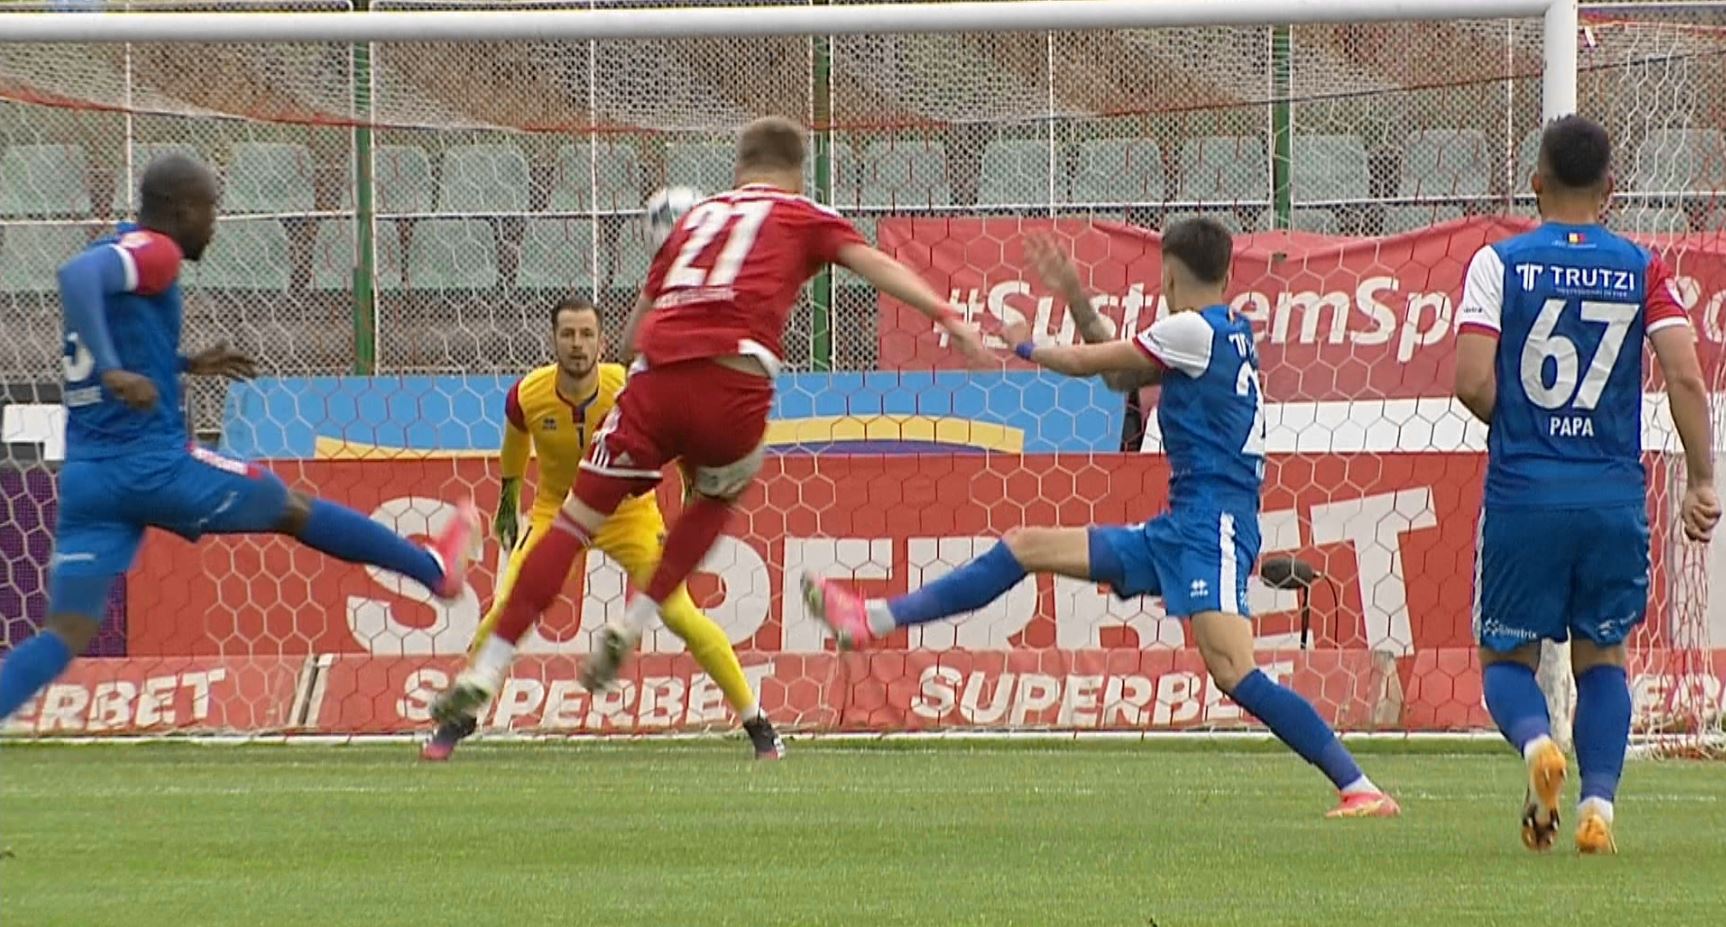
[574,359,775,513]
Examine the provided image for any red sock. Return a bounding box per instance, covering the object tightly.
[644,497,734,603]
[493,516,591,644]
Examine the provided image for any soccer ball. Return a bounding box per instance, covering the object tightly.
[645,186,702,248]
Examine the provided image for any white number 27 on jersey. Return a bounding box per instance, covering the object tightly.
[1519,298,1638,410]
[663,200,775,289]
[1235,363,1267,457]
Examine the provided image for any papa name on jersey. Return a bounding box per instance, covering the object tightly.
[1549,414,1596,438]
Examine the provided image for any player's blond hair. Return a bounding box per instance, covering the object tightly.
[736,116,806,173]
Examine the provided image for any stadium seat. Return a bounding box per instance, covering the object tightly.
[612,220,657,288]
[437,144,531,214]
[1515,128,1543,186]
[406,218,499,290]
[0,224,90,294]
[1632,128,1726,193]
[186,218,292,291]
[1702,202,1726,232]
[516,217,598,291]
[1067,137,1165,206]
[0,144,92,217]
[1164,210,1243,235]
[976,139,1051,207]
[1292,134,1371,204]
[371,145,436,214]
[667,141,736,194]
[112,143,200,212]
[825,139,864,209]
[858,140,952,208]
[1615,206,1691,236]
[833,215,877,287]
[1178,136,1267,205]
[1400,129,1490,199]
[1254,208,1339,234]
[310,219,403,291]
[224,142,315,214]
[549,142,642,213]
[1382,204,1465,234]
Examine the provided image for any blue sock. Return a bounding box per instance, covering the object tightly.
[1574,665,1631,803]
[0,632,74,720]
[887,543,1027,627]
[1483,661,1552,754]
[299,499,443,592]
[1231,669,1366,790]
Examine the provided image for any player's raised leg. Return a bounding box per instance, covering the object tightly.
[0,461,135,721]
[599,512,783,759]
[578,365,772,692]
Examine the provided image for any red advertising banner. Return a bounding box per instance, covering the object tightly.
[128,453,1504,660]
[9,648,1719,735]
[3,656,306,734]
[875,217,1726,398]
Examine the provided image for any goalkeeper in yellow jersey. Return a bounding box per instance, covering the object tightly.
[421,296,783,761]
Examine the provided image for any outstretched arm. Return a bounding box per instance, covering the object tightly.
[1024,234,1155,392]
[1017,336,1163,381]
[1646,256,1719,542]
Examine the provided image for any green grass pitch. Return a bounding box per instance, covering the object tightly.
[2,740,1722,926]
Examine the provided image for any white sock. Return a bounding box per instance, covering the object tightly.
[1340,775,1379,796]
[463,636,516,695]
[1579,796,1614,824]
[621,594,659,636]
[738,702,763,723]
[1522,734,1555,763]
[865,600,896,637]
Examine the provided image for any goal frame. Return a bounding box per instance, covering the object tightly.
[3,0,1626,745]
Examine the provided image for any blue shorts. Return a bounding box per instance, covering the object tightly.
[1089,508,1260,617]
[49,446,289,617]
[1474,503,1649,653]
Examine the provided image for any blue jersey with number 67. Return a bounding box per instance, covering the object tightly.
[1456,222,1690,509]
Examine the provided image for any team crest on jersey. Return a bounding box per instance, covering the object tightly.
[119,230,155,250]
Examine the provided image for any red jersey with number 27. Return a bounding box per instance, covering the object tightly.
[635,184,865,376]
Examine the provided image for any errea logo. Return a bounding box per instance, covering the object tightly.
[1188,578,1209,598]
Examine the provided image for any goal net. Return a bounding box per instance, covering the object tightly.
[1,0,1722,748]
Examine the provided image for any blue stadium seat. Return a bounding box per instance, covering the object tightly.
[438,144,530,213]
[406,219,499,289]
[187,219,292,291]
[0,224,90,294]
[225,142,315,214]
[1178,136,1266,205]
[666,141,736,195]
[1382,204,1465,234]
[1068,137,1165,206]
[1292,134,1371,204]
[0,144,91,217]
[550,142,642,213]
[516,217,597,291]
[1400,129,1490,199]
[977,139,1050,207]
[858,140,952,208]
[311,219,403,291]
[1632,128,1726,194]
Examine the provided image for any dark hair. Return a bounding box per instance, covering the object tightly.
[1161,216,1233,284]
[737,116,806,173]
[551,296,598,328]
[1538,115,1612,190]
[138,154,216,219]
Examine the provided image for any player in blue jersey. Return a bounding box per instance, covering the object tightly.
[0,155,482,723]
[1454,115,1719,854]
[804,218,1399,818]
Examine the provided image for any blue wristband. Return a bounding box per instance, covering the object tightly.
[1013,342,1036,361]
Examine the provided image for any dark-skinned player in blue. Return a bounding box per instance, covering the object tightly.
[0,155,481,722]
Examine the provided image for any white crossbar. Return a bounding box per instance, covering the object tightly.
[0,0,1558,44]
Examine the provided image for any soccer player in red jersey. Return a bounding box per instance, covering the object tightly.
[431,116,988,716]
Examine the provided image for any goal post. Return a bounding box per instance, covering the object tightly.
[2,0,1722,749]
